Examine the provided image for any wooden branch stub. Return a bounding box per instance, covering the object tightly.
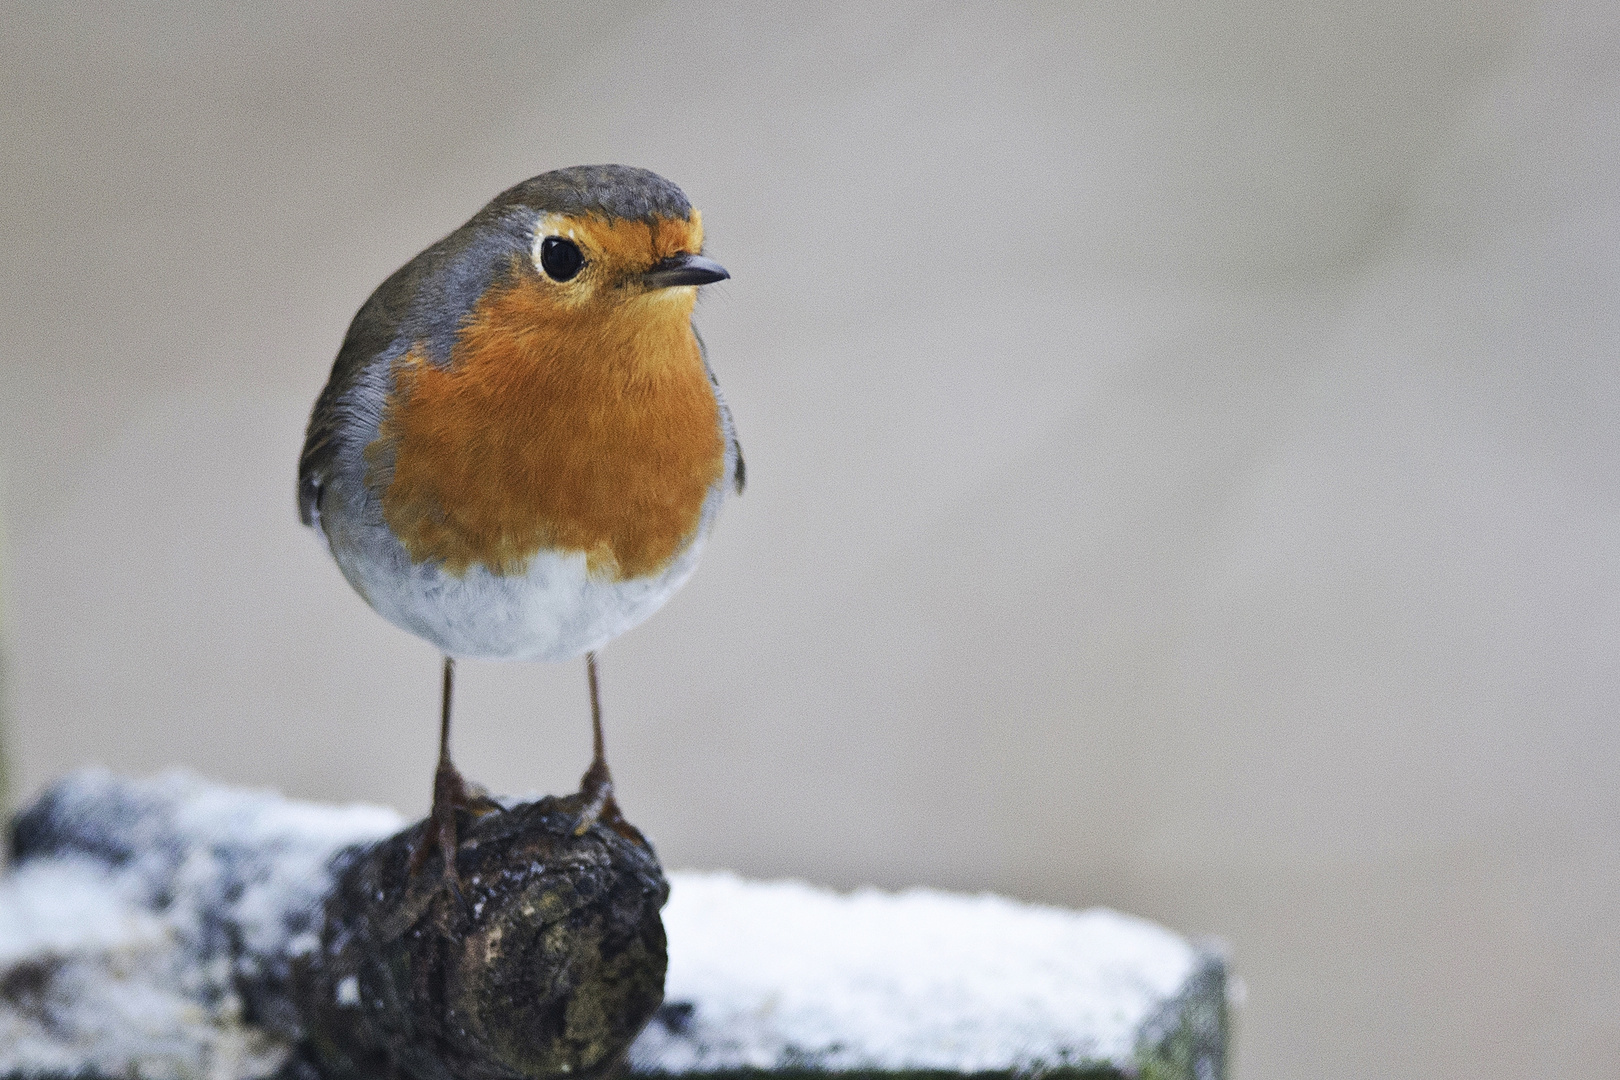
[276,795,668,1080]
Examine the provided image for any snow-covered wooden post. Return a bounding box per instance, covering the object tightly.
[0,772,1227,1080]
[5,771,666,1080]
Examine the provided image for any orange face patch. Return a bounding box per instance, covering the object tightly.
[535,212,705,302]
[369,213,725,580]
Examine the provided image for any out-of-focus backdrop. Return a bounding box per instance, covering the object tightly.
[3,2,1616,1075]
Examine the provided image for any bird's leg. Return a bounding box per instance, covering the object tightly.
[573,651,620,835]
[409,656,470,899]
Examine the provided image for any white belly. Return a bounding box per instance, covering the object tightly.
[324,492,716,662]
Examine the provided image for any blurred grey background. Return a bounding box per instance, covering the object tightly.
[3,1,1617,1075]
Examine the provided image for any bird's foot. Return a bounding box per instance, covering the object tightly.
[408,758,499,909]
[572,755,621,836]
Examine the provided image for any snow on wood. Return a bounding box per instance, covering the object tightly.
[0,772,1226,1080]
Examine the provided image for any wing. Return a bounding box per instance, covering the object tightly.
[297,283,408,531]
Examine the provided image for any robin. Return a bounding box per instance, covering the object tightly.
[298,165,741,893]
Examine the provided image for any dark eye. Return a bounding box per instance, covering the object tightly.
[540,236,585,281]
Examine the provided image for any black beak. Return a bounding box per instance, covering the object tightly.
[641,253,730,289]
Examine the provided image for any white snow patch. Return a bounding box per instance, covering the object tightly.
[0,855,275,1080]
[629,871,1199,1073]
[0,771,403,1080]
[0,859,161,966]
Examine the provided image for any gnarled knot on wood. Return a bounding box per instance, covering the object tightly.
[272,791,668,1080]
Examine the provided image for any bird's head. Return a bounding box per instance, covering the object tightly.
[406,165,730,376]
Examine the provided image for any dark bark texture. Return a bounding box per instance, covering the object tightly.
[278,798,668,1080]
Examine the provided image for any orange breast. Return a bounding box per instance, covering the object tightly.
[370,269,725,580]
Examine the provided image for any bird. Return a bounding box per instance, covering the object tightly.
[298,165,742,893]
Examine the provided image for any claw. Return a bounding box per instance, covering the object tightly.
[572,757,615,836]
